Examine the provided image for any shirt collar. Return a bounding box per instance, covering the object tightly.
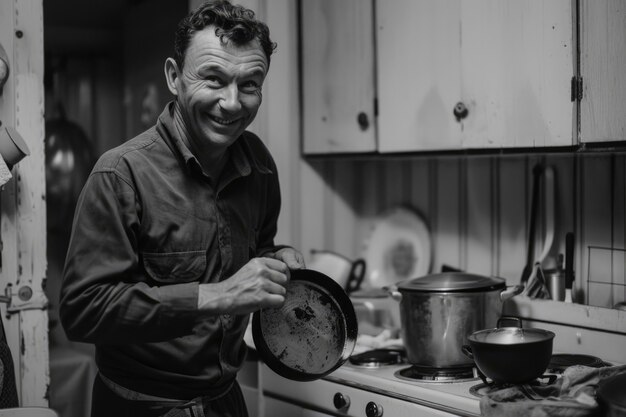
[156,102,273,178]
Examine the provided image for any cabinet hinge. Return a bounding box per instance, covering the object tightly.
[571,76,583,102]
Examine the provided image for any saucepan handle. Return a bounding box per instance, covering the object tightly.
[500,284,524,302]
[384,285,402,302]
[497,316,522,329]
[461,345,474,359]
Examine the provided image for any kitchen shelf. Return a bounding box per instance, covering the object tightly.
[504,296,626,335]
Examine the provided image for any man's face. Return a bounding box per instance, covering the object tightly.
[175,27,268,150]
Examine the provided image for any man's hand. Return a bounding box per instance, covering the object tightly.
[198,257,291,315]
[269,247,306,270]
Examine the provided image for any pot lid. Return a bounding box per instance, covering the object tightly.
[468,326,555,345]
[252,269,358,381]
[397,272,506,292]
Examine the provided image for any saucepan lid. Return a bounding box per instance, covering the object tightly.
[252,269,358,381]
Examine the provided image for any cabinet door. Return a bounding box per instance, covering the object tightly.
[301,0,377,154]
[377,0,463,152]
[579,0,626,143]
[460,0,574,148]
[377,0,574,152]
[264,396,306,416]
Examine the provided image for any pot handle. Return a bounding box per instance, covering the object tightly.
[461,345,474,359]
[497,316,523,329]
[500,284,524,302]
[384,285,402,302]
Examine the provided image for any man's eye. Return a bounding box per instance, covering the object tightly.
[240,81,260,94]
[206,76,223,87]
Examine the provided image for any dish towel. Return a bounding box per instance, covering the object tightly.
[480,364,626,417]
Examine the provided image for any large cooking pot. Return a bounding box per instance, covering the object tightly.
[462,317,555,384]
[390,272,523,368]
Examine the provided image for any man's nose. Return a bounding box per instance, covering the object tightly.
[219,85,242,112]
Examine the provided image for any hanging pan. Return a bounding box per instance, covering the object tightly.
[252,268,358,381]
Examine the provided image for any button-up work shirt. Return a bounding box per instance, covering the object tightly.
[60,102,283,400]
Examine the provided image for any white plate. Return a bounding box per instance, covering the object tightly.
[363,207,432,288]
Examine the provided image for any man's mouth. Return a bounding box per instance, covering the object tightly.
[212,116,238,126]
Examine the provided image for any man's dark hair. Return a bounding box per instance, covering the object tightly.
[174,0,277,69]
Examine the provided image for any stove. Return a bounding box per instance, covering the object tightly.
[260,349,619,417]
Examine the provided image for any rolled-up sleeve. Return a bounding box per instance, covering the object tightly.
[60,169,198,345]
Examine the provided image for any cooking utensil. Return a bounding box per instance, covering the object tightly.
[252,269,358,381]
[363,206,432,289]
[521,164,543,284]
[462,317,555,384]
[564,232,575,303]
[308,249,366,294]
[389,272,523,368]
[521,165,556,285]
[544,254,565,301]
[522,262,551,299]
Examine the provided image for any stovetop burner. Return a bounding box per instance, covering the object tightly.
[349,349,405,368]
[469,353,611,397]
[470,374,558,397]
[547,354,609,373]
[395,365,479,383]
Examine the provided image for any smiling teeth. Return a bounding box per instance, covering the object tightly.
[214,117,236,125]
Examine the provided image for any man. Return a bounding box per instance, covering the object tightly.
[59,2,304,416]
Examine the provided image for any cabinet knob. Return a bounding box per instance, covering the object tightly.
[357,112,370,130]
[453,101,469,122]
[365,401,383,417]
[333,392,350,411]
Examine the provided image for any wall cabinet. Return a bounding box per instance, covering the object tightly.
[579,0,626,143]
[301,0,576,154]
[300,0,377,154]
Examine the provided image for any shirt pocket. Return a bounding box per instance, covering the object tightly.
[142,250,206,284]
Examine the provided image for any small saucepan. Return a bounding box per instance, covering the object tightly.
[462,317,555,384]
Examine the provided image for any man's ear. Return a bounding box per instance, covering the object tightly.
[164,58,180,96]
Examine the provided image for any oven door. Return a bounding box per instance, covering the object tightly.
[262,365,469,417]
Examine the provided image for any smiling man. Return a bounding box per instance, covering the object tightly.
[59,1,304,416]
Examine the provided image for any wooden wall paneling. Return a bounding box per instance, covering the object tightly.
[382,159,409,209]
[496,156,527,282]
[409,158,434,274]
[408,158,432,220]
[611,154,625,305]
[0,0,49,405]
[581,155,614,307]
[299,160,329,263]
[329,160,358,259]
[261,0,301,250]
[464,157,495,275]
[434,158,462,272]
[355,160,384,279]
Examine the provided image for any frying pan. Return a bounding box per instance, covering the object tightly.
[252,269,358,381]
